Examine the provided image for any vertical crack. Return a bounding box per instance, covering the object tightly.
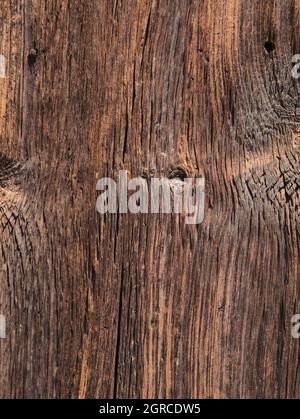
[113,264,125,399]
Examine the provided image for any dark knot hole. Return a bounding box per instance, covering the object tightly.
[168,167,188,181]
[264,41,275,54]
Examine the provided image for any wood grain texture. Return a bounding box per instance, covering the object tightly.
[0,0,299,399]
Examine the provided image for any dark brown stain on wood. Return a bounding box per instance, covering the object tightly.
[0,0,299,399]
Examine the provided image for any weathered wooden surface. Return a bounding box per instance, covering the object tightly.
[0,0,299,398]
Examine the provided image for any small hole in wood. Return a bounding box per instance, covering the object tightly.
[264,41,275,54]
[28,49,38,67]
[168,167,188,181]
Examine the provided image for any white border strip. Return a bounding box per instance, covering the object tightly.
[0,315,6,339]
[0,54,5,78]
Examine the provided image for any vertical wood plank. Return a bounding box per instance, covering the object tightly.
[0,0,299,399]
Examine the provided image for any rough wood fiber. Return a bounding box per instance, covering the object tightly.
[0,0,299,399]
